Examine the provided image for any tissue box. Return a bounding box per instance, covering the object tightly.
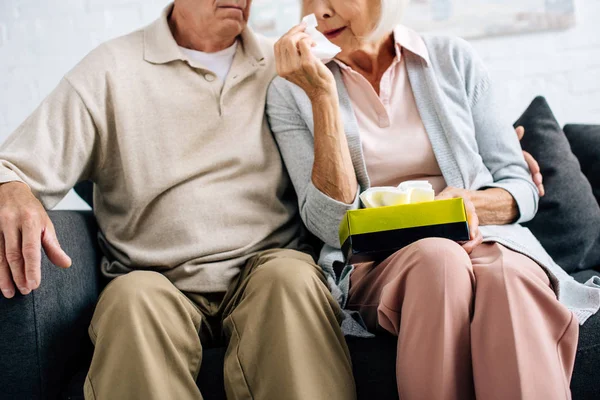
[339,198,470,264]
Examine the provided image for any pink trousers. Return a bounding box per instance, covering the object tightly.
[348,238,579,400]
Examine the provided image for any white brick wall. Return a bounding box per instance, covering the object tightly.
[1,0,599,209]
[470,0,600,126]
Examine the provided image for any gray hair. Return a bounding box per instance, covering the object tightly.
[367,0,409,41]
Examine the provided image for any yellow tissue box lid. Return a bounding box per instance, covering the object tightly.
[339,197,467,245]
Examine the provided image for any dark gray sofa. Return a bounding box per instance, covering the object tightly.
[0,210,599,400]
[2,121,600,400]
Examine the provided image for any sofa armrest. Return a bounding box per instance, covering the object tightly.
[0,210,102,400]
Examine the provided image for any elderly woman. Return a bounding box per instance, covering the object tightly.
[266,0,600,399]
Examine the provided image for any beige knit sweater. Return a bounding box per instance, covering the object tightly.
[0,5,305,293]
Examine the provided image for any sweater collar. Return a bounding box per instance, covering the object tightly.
[143,3,266,65]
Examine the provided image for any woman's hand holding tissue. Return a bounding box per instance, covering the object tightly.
[275,23,337,102]
[436,187,483,254]
[275,21,357,205]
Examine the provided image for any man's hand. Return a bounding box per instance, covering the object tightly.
[0,182,71,298]
[436,187,483,254]
[516,126,545,197]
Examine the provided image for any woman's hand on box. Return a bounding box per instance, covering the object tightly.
[436,187,482,254]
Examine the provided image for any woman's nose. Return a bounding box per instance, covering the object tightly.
[311,0,334,19]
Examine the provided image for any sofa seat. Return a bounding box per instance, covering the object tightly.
[60,269,600,400]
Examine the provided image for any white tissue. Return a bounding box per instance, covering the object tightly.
[360,181,436,208]
[301,13,342,61]
[359,187,397,208]
[399,181,435,204]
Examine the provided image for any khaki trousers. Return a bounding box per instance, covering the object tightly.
[84,249,356,400]
[348,238,579,400]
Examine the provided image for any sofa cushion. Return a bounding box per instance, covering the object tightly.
[564,124,600,207]
[514,97,600,273]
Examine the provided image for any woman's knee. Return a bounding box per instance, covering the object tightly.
[376,239,474,332]
[378,238,474,311]
[398,238,473,282]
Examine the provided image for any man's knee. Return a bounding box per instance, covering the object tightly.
[92,271,185,334]
[101,270,174,303]
[248,253,327,295]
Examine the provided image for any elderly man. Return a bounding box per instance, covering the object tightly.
[0,1,356,399]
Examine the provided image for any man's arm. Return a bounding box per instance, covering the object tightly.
[0,78,103,298]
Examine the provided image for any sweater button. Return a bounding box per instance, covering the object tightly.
[204,74,216,82]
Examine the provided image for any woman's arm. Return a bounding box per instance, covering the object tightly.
[267,79,360,249]
[311,93,358,204]
[472,188,518,225]
[274,24,357,204]
[266,24,360,248]
[460,40,540,224]
[437,186,518,226]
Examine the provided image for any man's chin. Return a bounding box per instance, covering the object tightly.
[219,19,246,36]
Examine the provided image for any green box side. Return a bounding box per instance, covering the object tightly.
[339,212,351,248]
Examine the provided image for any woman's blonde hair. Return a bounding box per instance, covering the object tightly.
[367,0,409,41]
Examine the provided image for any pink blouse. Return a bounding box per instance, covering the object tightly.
[335,25,447,194]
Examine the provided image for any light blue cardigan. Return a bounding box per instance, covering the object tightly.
[266,34,600,336]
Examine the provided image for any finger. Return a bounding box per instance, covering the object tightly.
[464,200,479,240]
[0,235,16,299]
[538,184,546,197]
[298,38,317,66]
[282,32,311,52]
[522,152,544,196]
[468,216,480,242]
[4,228,29,295]
[435,188,455,200]
[274,36,289,77]
[41,221,71,269]
[516,126,525,141]
[298,37,316,56]
[461,229,483,255]
[287,33,312,58]
[461,240,475,255]
[533,173,543,187]
[276,32,310,70]
[283,22,308,37]
[523,151,541,176]
[274,37,282,71]
[474,228,484,247]
[276,24,309,54]
[21,216,42,290]
[281,33,312,71]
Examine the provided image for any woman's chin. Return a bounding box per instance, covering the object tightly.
[329,37,350,52]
